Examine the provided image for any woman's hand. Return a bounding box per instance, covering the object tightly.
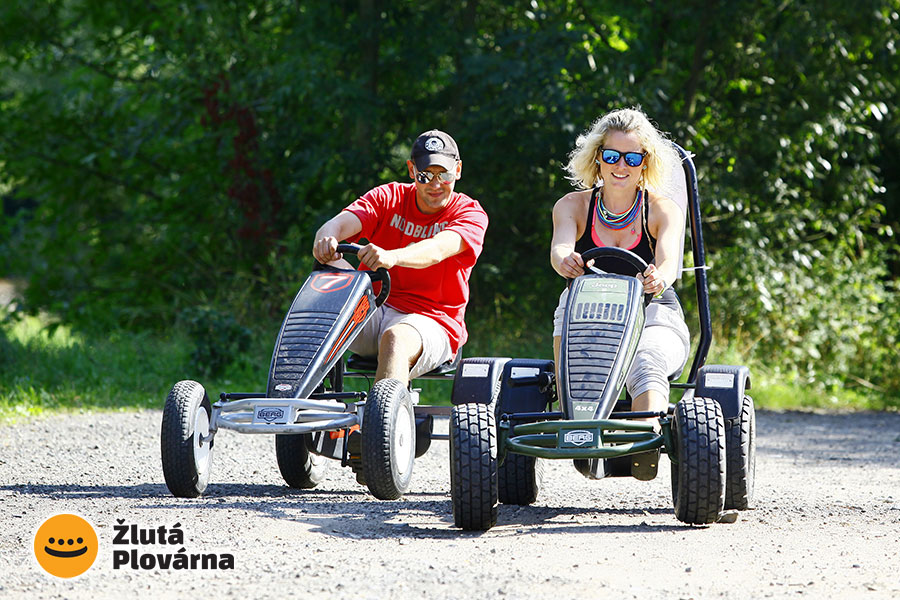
[638,264,666,296]
[558,251,594,279]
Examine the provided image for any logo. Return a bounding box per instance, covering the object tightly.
[257,407,285,422]
[34,514,99,578]
[563,430,594,446]
[584,280,618,290]
[112,520,234,570]
[310,272,353,293]
[424,137,444,152]
[274,383,292,392]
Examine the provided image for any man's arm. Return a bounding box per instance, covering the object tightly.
[312,211,364,265]
[358,229,469,271]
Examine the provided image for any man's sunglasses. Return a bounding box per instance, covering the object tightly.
[596,149,647,168]
[414,169,456,185]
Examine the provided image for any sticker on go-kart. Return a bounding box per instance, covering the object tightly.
[562,429,595,447]
[572,402,597,417]
[310,272,354,293]
[253,405,294,424]
[274,383,292,392]
[461,363,490,377]
[324,294,371,363]
[705,373,735,389]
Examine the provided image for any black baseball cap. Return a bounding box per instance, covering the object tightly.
[410,130,460,172]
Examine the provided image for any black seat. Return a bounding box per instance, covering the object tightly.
[346,351,462,377]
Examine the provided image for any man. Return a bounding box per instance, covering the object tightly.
[312,130,488,386]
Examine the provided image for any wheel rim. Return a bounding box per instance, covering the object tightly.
[394,402,414,477]
[192,407,211,476]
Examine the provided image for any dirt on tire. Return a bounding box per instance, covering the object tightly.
[1,409,899,599]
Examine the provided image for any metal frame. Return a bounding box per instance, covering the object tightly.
[210,391,364,435]
[208,359,456,439]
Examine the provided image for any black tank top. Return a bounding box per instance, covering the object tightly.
[574,187,679,307]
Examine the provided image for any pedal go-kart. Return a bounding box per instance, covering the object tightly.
[160,244,458,500]
[447,145,756,530]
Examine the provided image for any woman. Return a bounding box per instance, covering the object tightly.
[549,107,690,480]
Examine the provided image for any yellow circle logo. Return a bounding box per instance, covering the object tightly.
[33,514,99,578]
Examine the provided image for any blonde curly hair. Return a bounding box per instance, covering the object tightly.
[564,107,680,192]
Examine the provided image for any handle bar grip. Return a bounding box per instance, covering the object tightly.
[335,243,391,307]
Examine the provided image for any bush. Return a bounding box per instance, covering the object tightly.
[181,307,252,378]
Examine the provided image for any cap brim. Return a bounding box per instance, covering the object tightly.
[413,154,457,172]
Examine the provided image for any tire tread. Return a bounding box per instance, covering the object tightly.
[671,397,726,524]
[450,403,498,530]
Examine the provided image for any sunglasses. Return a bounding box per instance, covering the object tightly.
[414,168,456,185]
[596,149,647,168]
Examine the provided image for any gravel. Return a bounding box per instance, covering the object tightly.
[1,408,899,599]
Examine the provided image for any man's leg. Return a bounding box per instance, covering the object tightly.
[375,323,423,386]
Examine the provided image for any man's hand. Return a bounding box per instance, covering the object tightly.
[358,243,398,270]
[312,236,342,264]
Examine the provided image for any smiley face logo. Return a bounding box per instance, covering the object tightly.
[33,514,99,578]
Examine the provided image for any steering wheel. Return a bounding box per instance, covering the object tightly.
[580,246,654,307]
[313,243,391,307]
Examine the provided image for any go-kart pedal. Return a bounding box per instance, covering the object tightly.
[630,448,660,481]
[345,428,365,484]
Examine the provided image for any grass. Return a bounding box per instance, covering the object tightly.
[0,315,267,422]
[0,313,889,423]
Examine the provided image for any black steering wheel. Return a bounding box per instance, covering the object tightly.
[580,246,654,307]
[313,242,391,307]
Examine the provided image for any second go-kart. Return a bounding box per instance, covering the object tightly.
[447,144,756,530]
[160,244,457,501]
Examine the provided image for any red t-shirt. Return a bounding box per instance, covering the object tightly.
[344,182,488,353]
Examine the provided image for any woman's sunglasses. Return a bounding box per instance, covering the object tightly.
[596,149,647,167]
[414,169,456,185]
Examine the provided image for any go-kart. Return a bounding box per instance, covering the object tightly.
[160,244,457,500]
[447,144,756,530]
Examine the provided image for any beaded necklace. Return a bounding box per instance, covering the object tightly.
[596,188,643,231]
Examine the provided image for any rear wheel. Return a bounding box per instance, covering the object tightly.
[498,453,542,505]
[362,378,415,500]
[670,397,726,524]
[724,395,756,510]
[275,434,326,489]
[161,380,214,498]
[450,403,498,530]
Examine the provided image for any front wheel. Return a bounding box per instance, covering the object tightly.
[724,395,756,510]
[275,434,326,489]
[670,397,726,524]
[450,403,498,530]
[362,378,415,500]
[161,380,214,498]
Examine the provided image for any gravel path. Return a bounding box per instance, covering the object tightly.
[1,409,898,599]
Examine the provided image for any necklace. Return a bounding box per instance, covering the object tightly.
[596,188,642,231]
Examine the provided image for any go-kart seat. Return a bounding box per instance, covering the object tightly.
[345,351,462,377]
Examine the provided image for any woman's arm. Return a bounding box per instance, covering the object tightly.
[550,192,588,279]
[646,195,685,289]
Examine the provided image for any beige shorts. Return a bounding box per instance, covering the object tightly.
[348,305,453,379]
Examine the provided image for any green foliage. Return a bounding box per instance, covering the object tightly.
[1,1,898,409]
[0,314,266,421]
[181,306,252,377]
